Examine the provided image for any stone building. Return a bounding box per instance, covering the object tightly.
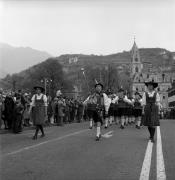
[130,41,175,109]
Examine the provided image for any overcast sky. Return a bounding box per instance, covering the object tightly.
[0,0,175,56]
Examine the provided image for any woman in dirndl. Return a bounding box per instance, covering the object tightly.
[29,85,47,140]
[142,80,161,143]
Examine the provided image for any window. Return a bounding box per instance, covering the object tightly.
[136,87,138,91]
[135,67,139,73]
[162,74,165,82]
[135,57,138,62]
[163,96,165,99]
[147,74,149,78]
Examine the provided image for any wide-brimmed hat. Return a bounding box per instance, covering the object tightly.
[145,80,158,88]
[105,89,113,95]
[95,83,103,89]
[33,85,45,92]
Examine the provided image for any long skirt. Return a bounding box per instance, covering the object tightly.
[32,106,45,125]
[143,104,160,126]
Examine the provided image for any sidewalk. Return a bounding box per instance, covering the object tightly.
[0,123,56,134]
[0,121,86,134]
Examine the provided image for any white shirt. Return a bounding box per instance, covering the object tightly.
[30,94,47,107]
[83,93,111,112]
[132,98,143,104]
[142,91,160,106]
[112,95,132,104]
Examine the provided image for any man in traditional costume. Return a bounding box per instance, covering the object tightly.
[84,82,110,141]
[132,92,142,129]
[113,88,133,129]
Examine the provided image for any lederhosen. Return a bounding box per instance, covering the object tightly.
[114,97,119,117]
[143,92,160,126]
[126,97,133,117]
[87,93,104,123]
[32,94,45,125]
[117,97,127,117]
[134,99,142,117]
[108,95,115,117]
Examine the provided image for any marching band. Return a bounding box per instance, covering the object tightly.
[83,80,162,142]
[0,79,162,143]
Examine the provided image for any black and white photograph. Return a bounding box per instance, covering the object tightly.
[0,0,175,179]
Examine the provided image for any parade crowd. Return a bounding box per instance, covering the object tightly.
[0,79,169,142]
[0,88,85,134]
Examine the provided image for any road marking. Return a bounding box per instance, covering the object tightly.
[0,128,51,136]
[139,140,153,180]
[25,131,52,137]
[3,129,89,157]
[157,126,166,180]
[102,131,113,138]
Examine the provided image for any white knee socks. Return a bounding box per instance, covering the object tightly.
[97,126,101,137]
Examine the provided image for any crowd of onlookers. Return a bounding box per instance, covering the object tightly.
[0,88,174,133]
[0,88,87,133]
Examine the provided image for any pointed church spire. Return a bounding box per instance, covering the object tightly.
[130,38,142,76]
[131,37,138,55]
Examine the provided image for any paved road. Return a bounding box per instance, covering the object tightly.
[0,120,174,180]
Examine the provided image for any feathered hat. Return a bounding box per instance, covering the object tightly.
[94,79,103,89]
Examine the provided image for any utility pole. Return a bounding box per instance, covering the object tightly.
[81,68,90,94]
[12,80,16,92]
[44,78,47,95]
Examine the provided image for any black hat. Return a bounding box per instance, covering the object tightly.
[135,91,142,98]
[145,80,158,88]
[118,88,124,93]
[105,89,112,95]
[33,85,45,92]
[95,83,103,89]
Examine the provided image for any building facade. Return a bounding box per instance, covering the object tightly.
[167,82,175,118]
[131,41,175,109]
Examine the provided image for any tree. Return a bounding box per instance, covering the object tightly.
[0,58,73,96]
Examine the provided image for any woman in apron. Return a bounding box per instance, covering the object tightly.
[29,85,47,140]
[142,80,161,143]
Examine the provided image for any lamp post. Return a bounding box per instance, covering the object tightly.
[81,68,90,93]
[41,78,52,95]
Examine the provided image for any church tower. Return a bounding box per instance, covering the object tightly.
[131,40,143,76]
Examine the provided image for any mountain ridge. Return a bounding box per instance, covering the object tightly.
[0,42,52,77]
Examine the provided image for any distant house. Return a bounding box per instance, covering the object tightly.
[168,82,175,109]
[68,57,78,64]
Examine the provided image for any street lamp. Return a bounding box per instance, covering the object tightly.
[81,68,90,93]
[41,78,52,95]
